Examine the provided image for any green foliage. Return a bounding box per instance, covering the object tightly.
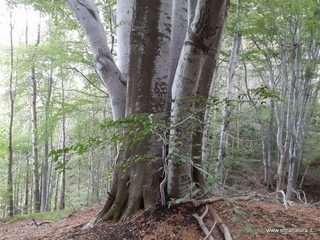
[0,207,74,223]
[0,125,8,158]
[170,182,201,204]
[238,85,282,103]
[271,223,286,229]
[228,204,261,236]
[50,113,161,171]
[237,220,260,236]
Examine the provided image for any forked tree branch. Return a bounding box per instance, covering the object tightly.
[208,205,233,240]
[192,205,215,240]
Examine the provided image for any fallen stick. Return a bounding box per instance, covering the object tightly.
[208,205,233,240]
[32,218,52,226]
[205,220,217,240]
[32,218,39,227]
[192,205,214,240]
[268,190,288,209]
[183,195,255,207]
[38,221,52,225]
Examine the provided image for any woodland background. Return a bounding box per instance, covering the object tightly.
[0,0,319,220]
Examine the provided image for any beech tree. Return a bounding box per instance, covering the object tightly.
[242,0,320,199]
[62,0,229,225]
[7,11,15,217]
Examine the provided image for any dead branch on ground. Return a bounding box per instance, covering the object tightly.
[183,194,256,207]
[192,205,215,240]
[208,205,233,240]
[268,190,288,209]
[32,218,39,226]
[32,218,51,226]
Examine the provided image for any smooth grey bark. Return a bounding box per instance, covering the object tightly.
[165,0,188,116]
[40,70,53,212]
[7,11,15,217]
[64,0,126,120]
[65,0,229,224]
[84,0,172,225]
[31,67,41,212]
[192,8,229,187]
[216,32,241,180]
[24,157,30,214]
[168,0,229,198]
[188,0,197,24]
[59,79,67,210]
[30,17,41,212]
[116,0,134,76]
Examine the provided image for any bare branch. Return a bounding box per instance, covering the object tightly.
[59,88,107,98]
[62,67,109,96]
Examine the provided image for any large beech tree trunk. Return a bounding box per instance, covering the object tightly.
[81,0,171,225]
[65,0,229,225]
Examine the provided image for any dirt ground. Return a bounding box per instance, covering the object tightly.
[1,159,319,240]
[0,195,319,240]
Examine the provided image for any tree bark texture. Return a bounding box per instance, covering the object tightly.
[216,32,241,180]
[40,70,53,212]
[66,0,229,224]
[31,67,41,212]
[64,0,126,120]
[7,11,15,217]
[168,0,229,198]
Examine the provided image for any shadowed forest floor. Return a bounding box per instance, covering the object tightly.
[1,159,320,240]
[0,196,319,240]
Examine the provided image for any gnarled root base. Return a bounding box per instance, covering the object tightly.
[84,161,162,228]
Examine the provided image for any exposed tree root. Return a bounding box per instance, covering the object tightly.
[83,159,162,228]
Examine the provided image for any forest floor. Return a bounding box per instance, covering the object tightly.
[0,194,319,239]
[1,159,320,240]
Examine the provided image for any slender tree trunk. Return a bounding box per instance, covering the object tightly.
[275,37,290,192]
[59,79,67,210]
[40,71,53,212]
[30,15,41,212]
[24,157,30,214]
[7,12,15,217]
[31,67,41,212]
[216,32,241,181]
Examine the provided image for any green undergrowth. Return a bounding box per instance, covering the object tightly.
[0,207,74,224]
